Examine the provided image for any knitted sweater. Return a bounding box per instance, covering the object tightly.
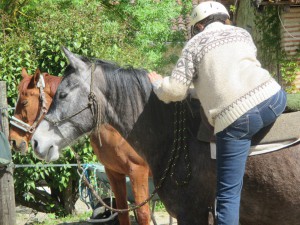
[153,22,281,134]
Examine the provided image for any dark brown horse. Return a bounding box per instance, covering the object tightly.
[9,68,152,225]
[31,48,300,225]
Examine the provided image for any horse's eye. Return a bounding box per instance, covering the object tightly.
[59,92,68,99]
[21,100,28,106]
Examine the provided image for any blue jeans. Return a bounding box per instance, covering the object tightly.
[215,89,287,225]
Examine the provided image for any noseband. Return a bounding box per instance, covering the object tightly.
[10,74,48,134]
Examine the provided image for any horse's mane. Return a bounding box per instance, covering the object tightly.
[94,58,152,126]
[63,55,153,135]
[95,59,151,98]
[72,55,152,107]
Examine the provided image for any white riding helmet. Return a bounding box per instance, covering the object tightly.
[190,1,230,27]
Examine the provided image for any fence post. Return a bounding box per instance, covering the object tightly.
[0,81,16,225]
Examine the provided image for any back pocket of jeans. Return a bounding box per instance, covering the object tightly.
[226,115,249,139]
[269,90,287,117]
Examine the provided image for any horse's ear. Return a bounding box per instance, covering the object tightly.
[21,68,29,78]
[33,68,41,86]
[61,46,88,73]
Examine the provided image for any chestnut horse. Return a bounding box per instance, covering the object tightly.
[32,48,300,225]
[9,68,152,225]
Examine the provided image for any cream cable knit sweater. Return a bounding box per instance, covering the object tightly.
[153,22,281,134]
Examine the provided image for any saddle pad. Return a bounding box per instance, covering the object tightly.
[198,111,300,145]
[210,139,300,159]
[251,111,300,145]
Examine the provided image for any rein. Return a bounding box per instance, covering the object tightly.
[10,74,48,134]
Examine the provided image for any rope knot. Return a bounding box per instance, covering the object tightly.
[88,92,96,105]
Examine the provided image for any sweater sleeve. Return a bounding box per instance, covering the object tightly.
[152,49,196,103]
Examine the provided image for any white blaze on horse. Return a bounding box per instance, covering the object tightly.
[32,47,300,225]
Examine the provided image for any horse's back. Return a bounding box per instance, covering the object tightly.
[241,142,300,225]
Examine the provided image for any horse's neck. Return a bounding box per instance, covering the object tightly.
[100,73,152,137]
[102,91,153,138]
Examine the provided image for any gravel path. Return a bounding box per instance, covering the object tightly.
[16,199,177,225]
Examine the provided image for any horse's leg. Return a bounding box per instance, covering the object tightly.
[105,168,131,225]
[129,165,151,225]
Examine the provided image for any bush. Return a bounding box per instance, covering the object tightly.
[286,93,300,112]
[1,0,186,216]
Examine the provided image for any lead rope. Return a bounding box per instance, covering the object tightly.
[71,100,191,213]
[87,63,102,147]
[71,146,155,213]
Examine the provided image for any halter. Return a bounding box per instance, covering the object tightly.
[10,74,48,134]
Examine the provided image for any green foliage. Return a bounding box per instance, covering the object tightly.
[280,56,300,93]
[1,0,186,215]
[13,137,97,216]
[286,93,300,112]
[254,7,281,71]
[230,5,236,13]
[0,31,38,107]
[254,6,299,93]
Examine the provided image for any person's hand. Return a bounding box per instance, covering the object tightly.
[148,71,163,84]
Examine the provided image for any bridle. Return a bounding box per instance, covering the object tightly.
[10,74,48,134]
[43,63,103,149]
[44,64,99,128]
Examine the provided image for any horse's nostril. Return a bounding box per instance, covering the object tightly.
[34,140,38,150]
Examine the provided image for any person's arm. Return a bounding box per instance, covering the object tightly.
[148,49,196,103]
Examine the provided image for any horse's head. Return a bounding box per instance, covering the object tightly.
[9,68,61,154]
[31,47,104,162]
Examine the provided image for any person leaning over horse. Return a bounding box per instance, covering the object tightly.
[147,1,287,225]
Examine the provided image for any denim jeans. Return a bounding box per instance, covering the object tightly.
[215,89,287,225]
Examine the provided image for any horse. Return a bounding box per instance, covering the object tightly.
[9,68,152,225]
[31,48,300,225]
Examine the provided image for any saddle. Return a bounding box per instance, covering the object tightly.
[197,109,300,159]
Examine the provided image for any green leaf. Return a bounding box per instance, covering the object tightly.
[41,40,47,46]
[60,61,65,67]
[73,42,81,49]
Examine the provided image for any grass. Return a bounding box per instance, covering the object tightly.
[153,200,167,212]
[29,200,166,224]
[31,211,92,224]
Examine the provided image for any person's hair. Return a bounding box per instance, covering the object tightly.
[192,13,229,36]
[198,13,229,28]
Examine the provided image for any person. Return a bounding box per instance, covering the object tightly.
[147,1,287,225]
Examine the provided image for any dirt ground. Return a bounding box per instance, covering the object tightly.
[16,199,177,225]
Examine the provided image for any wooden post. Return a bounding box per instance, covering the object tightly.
[0,81,16,225]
